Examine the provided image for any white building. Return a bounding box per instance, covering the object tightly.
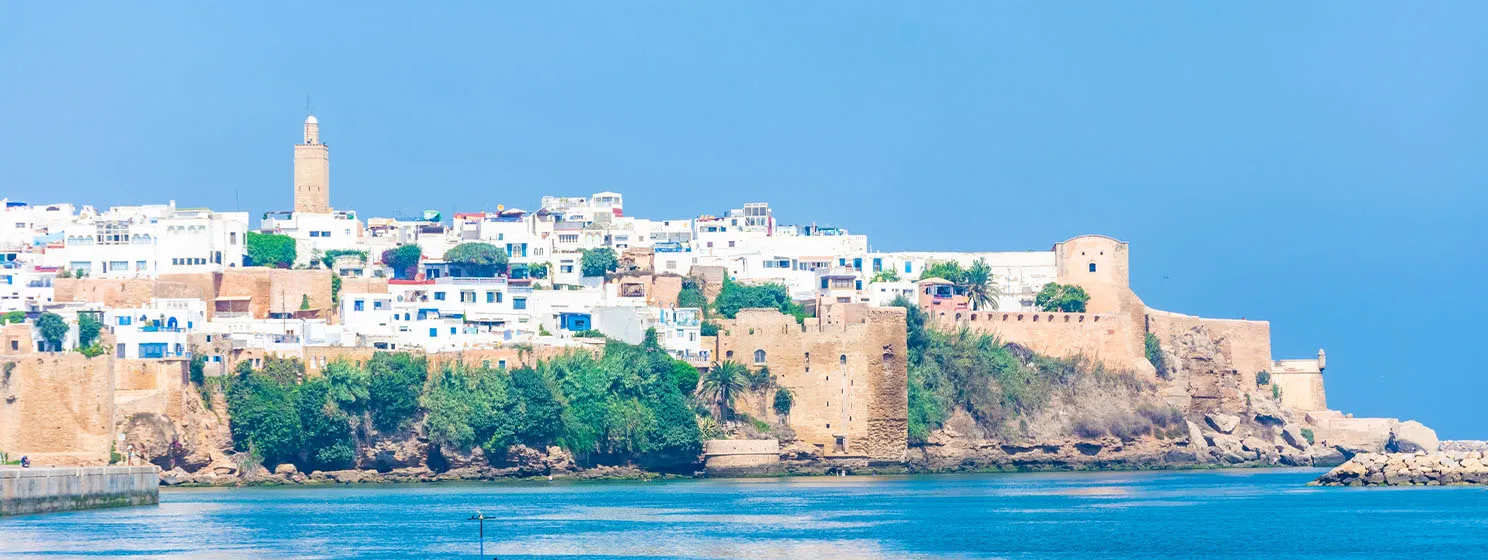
[40,202,249,278]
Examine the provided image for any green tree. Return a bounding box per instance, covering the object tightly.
[871,269,901,283]
[245,232,297,268]
[772,387,794,418]
[443,242,509,277]
[2,311,24,324]
[381,244,423,280]
[1035,283,1090,313]
[678,285,708,311]
[713,276,794,319]
[580,248,618,277]
[700,321,720,337]
[299,294,311,311]
[528,262,550,279]
[226,365,303,468]
[35,312,67,351]
[330,274,342,305]
[189,353,206,385]
[669,360,700,396]
[367,352,427,432]
[77,313,102,347]
[919,261,966,284]
[320,249,368,270]
[961,258,1000,311]
[699,360,749,421]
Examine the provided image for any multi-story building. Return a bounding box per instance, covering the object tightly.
[40,202,249,278]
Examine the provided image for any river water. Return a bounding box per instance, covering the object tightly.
[1,468,1484,559]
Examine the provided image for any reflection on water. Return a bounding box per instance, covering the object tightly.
[1,468,1485,559]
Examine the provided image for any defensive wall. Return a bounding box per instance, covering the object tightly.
[1,466,158,516]
[54,269,333,321]
[713,305,907,463]
[931,310,1144,373]
[701,439,780,473]
[0,353,115,466]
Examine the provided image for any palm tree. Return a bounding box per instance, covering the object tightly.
[700,360,750,421]
[960,258,1001,311]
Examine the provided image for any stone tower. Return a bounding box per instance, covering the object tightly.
[293,115,330,214]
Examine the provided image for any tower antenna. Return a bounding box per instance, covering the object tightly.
[306,95,313,116]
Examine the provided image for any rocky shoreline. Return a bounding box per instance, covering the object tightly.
[1311,451,1488,487]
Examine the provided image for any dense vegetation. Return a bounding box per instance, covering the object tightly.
[891,296,1168,444]
[35,312,67,351]
[1145,332,1169,378]
[224,335,704,473]
[381,244,423,279]
[245,232,297,268]
[443,242,509,277]
[3,310,25,324]
[713,276,808,322]
[1034,282,1090,313]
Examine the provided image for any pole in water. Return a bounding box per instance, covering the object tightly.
[468,511,488,559]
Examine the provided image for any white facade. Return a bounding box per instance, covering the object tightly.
[260,210,364,267]
[37,202,248,278]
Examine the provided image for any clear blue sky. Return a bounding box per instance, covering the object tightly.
[3,3,1484,438]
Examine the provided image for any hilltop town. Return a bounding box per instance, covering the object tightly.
[0,115,1440,483]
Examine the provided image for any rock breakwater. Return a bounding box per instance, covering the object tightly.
[1311,451,1488,487]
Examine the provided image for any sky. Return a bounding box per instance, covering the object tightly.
[2,2,1484,438]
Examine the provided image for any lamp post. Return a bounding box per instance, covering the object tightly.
[468,511,491,559]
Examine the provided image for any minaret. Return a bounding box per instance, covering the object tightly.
[293,114,330,214]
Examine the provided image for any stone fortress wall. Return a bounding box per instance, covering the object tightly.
[0,353,116,466]
[712,304,908,463]
[54,269,333,321]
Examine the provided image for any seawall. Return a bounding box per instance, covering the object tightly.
[1311,452,1488,487]
[1,466,159,516]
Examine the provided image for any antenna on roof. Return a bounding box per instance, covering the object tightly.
[306,95,313,116]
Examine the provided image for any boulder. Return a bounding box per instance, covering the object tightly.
[273,463,298,476]
[1281,427,1308,450]
[1206,413,1240,434]
[1185,421,1208,449]
[1240,437,1272,454]
[1387,421,1439,454]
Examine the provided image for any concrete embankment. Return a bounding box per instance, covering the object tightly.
[1,466,159,516]
[1311,451,1488,487]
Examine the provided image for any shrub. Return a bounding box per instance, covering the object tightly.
[1300,428,1315,445]
[245,232,296,268]
[1255,370,1272,386]
[1107,412,1154,441]
[1034,283,1090,313]
[1144,332,1168,378]
[189,354,206,385]
[678,286,708,312]
[713,276,798,319]
[1072,417,1106,439]
[1137,403,1183,428]
[77,344,108,358]
[2,311,24,324]
[871,270,901,283]
[572,329,606,338]
[1272,384,1281,400]
[331,275,342,304]
[700,321,720,337]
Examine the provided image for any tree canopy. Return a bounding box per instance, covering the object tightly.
[35,312,67,351]
[77,313,102,347]
[245,232,297,268]
[712,276,805,321]
[1035,282,1090,313]
[381,244,423,280]
[580,248,618,277]
[443,242,509,277]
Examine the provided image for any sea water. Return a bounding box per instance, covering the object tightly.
[1,468,1484,559]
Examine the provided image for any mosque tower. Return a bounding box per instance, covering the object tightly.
[293,114,330,214]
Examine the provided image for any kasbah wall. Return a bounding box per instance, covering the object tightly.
[0,353,116,465]
[934,235,1328,416]
[713,304,908,463]
[54,269,333,322]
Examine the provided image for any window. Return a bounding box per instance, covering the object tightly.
[230,232,237,244]
[450,327,457,335]
[434,292,447,301]
[904,261,913,273]
[513,297,527,310]
[429,328,438,337]
[117,316,132,326]
[728,240,735,248]
[840,354,847,365]
[498,360,507,369]
[560,265,573,274]
[460,291,475,303]
[753,349,766,364]
[136,260,147,271]
[1089,263,1097,272]
[353,300,364,311]
[486,291,496,303]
